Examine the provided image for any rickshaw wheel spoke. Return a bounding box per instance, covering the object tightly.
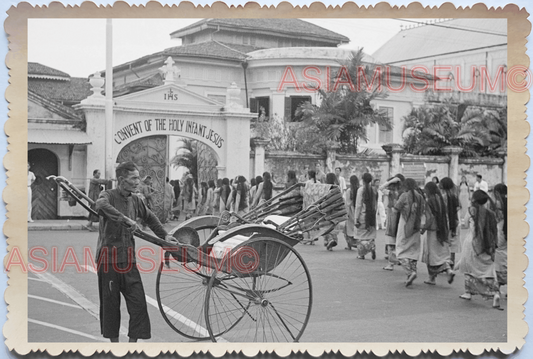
[156,223,218,340]
[204,237,312,342]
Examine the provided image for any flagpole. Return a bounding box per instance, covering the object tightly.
[105,19,114,184]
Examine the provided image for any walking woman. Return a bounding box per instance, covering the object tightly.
[324,173,340,251]
[196,182,208,215]
[206,180,215,215]
[394,178,425,286]
[493,183,507,291]
[421,181,455,285]
[353,173,377,259]
[440,177,461,265]
[344,175,359,250]
[458,176,470,224]
[234,176,249,216]
[219,178,231,213]
[183,175,197,220]
[381,174,405,270]
[455,190,502,309]
[252,172,273,208]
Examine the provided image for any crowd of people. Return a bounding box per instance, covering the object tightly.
[77,161,507,342]
[87,163,507,313]
[167,165,507,310]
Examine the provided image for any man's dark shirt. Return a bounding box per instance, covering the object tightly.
[95,188,167,264]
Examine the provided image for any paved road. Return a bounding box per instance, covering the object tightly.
[27,224,506,343]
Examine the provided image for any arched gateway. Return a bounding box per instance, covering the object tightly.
[75,61,254,221]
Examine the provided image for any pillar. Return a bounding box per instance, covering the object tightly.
[326,142,340,173]
[442,146,463,184]
[496,148,507,184]
[252,138,269,178]
[75,75,107,193]
[224,83,253,179]
[382,143,403,178]
[271,90,286,119]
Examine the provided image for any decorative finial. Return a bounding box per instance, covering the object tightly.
[159,57,181,84]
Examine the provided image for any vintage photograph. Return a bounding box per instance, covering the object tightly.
[3,2,530,357]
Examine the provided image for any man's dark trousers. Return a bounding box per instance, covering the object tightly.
[98,262,151,340]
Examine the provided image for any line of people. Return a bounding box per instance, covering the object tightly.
[376,174,507,310]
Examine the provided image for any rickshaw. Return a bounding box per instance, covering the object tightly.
[48,175,346,343]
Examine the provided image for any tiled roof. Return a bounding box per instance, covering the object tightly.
[28,90,83,120]
[170,18,349,43]
[28,77,92,104]
[28,62,70,79]
[164,41,263,60]
[113,73,164,96]
[372,19,507,64]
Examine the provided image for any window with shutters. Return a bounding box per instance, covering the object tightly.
[285,96,312,122]
[250,97,270,120]
[378,106,394,143]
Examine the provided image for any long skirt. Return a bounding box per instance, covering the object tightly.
[422,230,452,278]
[495,221,507,285]
[449,226,461,254]
[396,215,421,275]
[456,226,498,299]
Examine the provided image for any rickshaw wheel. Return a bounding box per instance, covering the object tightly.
[155,223,217,340]
[204,237,313,342]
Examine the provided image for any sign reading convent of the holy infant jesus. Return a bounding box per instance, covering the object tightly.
[75,57,255,183]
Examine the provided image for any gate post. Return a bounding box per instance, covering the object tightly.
[442,146,463,184]
[252,138,269,177]
[382,143,403,178]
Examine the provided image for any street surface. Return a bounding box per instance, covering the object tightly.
[27,223,506,343]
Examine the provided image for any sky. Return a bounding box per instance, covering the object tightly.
[27,18,428,78]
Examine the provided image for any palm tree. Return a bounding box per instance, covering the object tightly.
[295,49,391,154]
[170,138,197,180]
[402,103,506,157]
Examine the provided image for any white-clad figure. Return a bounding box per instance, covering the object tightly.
[27,162,36,223]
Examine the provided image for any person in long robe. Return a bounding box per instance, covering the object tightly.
[440,177,461,265]
[87,169,109,231]
[381,174,405,270]
[324,173,340,251]
[420,181,454,285]
[458,176,470,224]
[163,177,175,223]
[394,178,424,287]
[493,183,507,291]
[455,190,502,310]
[343,175,359,250]
[354,173,377,259]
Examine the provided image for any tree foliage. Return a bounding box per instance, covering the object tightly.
[402,103,507,157]
[170,138,197,180]
[294,49,392,154]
